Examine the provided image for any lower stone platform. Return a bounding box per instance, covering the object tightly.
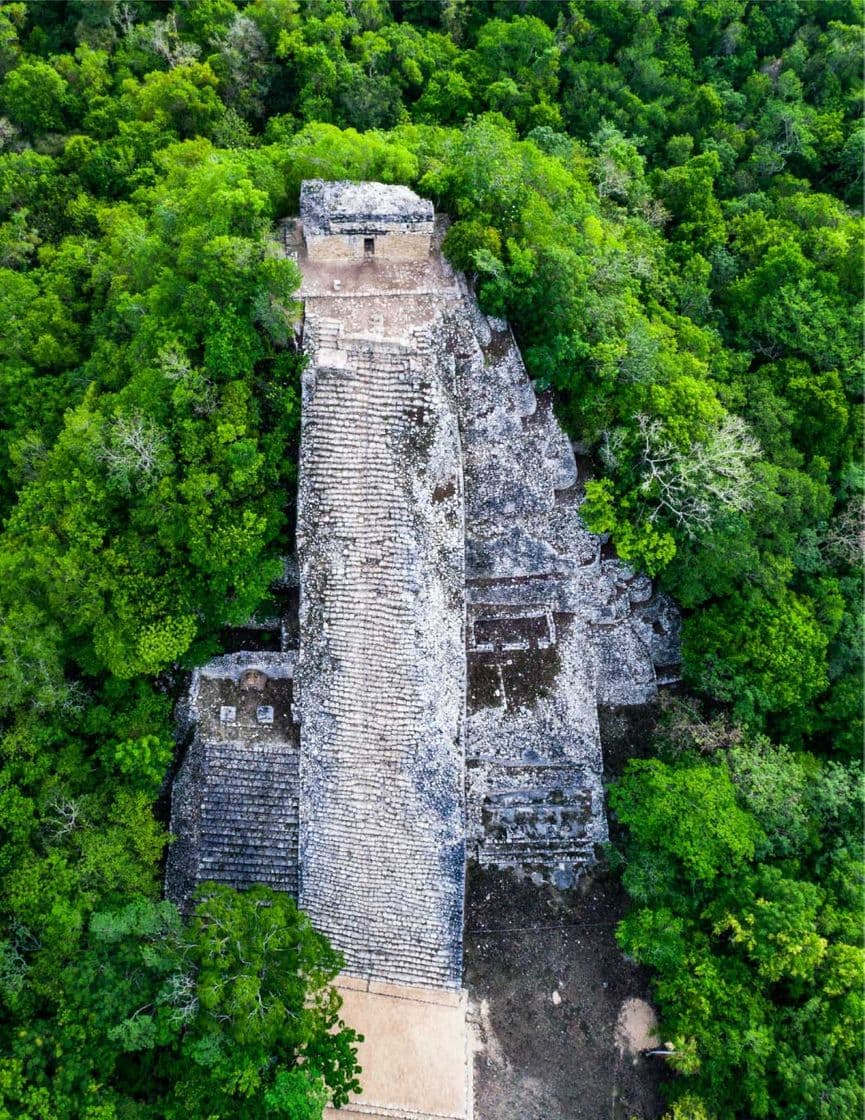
[324,977,472,1120]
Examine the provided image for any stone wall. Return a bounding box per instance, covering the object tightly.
[300,180,434,262]
[305,231,431,262]
[440,306,607,884]
[451,305,679,884]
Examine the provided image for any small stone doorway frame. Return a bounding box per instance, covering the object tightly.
[364,237,375,258]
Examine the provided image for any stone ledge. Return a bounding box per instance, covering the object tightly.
[324,1106,465,1120]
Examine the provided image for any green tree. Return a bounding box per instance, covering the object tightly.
[1,887,361,1119]
[683,583,832,731]
[0,58,67,134]
[612,703,864,1119]
[611,757,762,889]
[171,884,361,1112]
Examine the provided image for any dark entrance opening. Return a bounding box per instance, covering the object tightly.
[364,237,375,257]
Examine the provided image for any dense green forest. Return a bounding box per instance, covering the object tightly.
[0,1,860,1117]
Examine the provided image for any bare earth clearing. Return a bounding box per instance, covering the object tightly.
[466,704,669,1120]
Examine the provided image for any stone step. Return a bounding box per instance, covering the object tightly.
[199,830,298,846]
[201,871,298,889]
[200,858,298,874]
[477,837,595,864]
[200,816,298,832]
[199,859,298,875]
[202,795,299,809]
[202,780,299,796]
[200,827,299,843]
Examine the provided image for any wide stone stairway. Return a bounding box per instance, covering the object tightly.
[296,306,466,992]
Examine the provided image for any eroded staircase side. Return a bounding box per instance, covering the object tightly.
[425,307,603,886]
[451,305,678,886]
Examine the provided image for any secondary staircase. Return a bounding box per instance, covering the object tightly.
[198,739,300,894]
[476,777,597,871]
[307,315,344,351]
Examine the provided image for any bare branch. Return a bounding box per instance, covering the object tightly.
[146,15,201,68]
[98,413,168,491]
[636,413,762,537]
[44,795,85,838]
[821,498,865,568]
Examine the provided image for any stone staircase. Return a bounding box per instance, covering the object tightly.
[411,326,433,354]
[197,739,300,894]
[308,315,343,351]
[476,778,598,877]
[297,318,465,990]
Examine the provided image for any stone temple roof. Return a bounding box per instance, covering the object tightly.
[300,179,434,236]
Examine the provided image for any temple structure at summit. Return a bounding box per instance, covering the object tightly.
[167,180,680,1120]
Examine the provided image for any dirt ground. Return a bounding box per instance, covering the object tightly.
[464,702,670,1120]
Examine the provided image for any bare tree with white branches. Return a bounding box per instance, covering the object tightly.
[142,14,201,68]
[43,794,84,838]
[98,413,168,491]
[636,412,762,536]
[821,498,865,568]
[163,969,200,1027]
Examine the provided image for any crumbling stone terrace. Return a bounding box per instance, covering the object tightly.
[167,652,299,908]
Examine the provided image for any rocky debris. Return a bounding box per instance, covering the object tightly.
[452,309,680,883]
[455,315,604,878]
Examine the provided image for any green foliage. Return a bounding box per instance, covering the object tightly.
[112,734,173,794]
[0,1,861,1116]
[179,884,360,1110]
[125,62,225,139]
[1,57,68,134]
[0,888,360,1118]
[1,142,303,680]
[683,583,832,733]
[612,702,864,1119]
[1,0,856,751]
[582,479,677,576]
[265,1068,330,1119]
[661,1097,717,1120]
[611,759,762,885]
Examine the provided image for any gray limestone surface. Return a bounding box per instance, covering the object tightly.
[301,179,434,237]
[165,653,299,908]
